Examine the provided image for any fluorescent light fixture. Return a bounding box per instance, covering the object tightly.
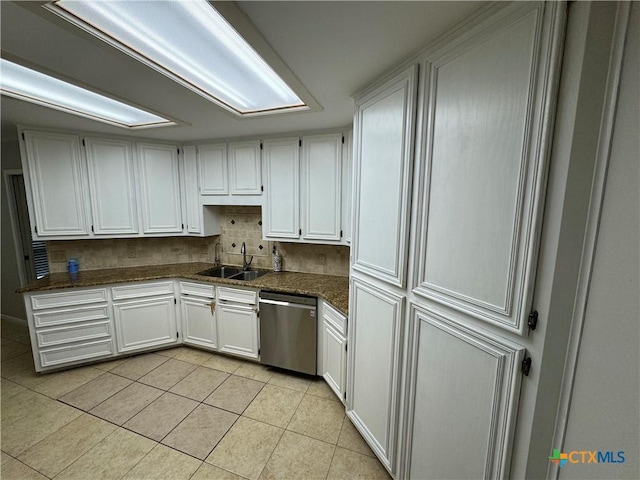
[46,0,308,116]
[0,58,174,129]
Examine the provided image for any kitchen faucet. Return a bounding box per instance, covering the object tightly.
[241,242,253,271]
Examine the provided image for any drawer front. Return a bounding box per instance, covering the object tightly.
[31,288,108,310]
[217,286,257,305]
[111,281,174,300]
[33,304,110,328]
[39,339,114,368]
[179,281,215,298]
[323,301,347,336]
[37,321,111,348]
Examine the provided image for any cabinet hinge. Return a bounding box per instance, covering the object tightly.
[182,224,184,230]
[340,230,343,238]
[342,135,345,144]
[261,185,264,192]
[177,148,180,155]
[258,348,261,355]
[345,343,347,352]
[82,139,86,147]
[177,331,180,338]
[21,132,25,141]
[521,356,532,376]
[91,225,94,232]
[299,228,302,236]
[528,310,539,331]
[299,139,302,147]
[260,142,263,150]
[174,298,177,305]
[343,391,347,401]
[34,225,38,234]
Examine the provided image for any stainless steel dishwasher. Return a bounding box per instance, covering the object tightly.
[259,291,317,375]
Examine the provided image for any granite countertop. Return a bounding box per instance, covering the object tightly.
[17,262,350,315]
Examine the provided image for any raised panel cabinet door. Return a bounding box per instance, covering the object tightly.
[217,303,258,359]
[322,320,347,403]
[199,143,228,195]
[413,1,564,334]
[22,130,91,237]
[402,307,525,479]
[113,296,178,353]
[351,65,418,287]
[136,142,183,233]
[229,140,261,195]
[301,134,342,242]
[341,131,353,244]
[84,137,138,235]
[182,146,201,234]
[347,278,405,473]
[262,137,300,239]
[181,296,217,349]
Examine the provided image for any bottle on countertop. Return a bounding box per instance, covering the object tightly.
[272,245,282,272]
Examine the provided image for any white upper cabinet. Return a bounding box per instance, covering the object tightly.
[352,65,418,287]
[228,140,262,195]
[412,1,561,334]
[22,130,91,238]
[262,137,300,239]
[84,137,138,235]
[199,143,228,195]
[301,134,342,242]
[341,131,353,244]
[136,142,184,234]
[182,145,201,234]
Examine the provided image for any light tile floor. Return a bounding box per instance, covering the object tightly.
[1,318,390,480]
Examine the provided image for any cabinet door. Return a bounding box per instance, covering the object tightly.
[347,278,404,473]
[85,137,138,235]
[341,131,353,244]
[323,320,347,403]
[199,143,228,195]
[262,137,300,239]
[228,140,261,195]
[113,296,178,353]
[301,134,342,242]
[137,142,183,233]
[181,296,217,349]
[217,303,258,359]
[182,146,201,234]
[22,130,91,237]
[352,65,418,287]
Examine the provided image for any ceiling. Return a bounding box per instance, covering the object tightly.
[0,1,485,144]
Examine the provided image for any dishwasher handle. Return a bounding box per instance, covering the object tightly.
[259,298,316,310]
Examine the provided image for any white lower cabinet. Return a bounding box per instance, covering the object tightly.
[180,281,217,349]
[320,300,347,403]
[112,281,179,353]
[24,287,115,372]
[216,286,259,359]
[347,278,405,474]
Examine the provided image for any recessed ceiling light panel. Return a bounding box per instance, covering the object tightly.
[0,58,174,129]
[46,0,309,116]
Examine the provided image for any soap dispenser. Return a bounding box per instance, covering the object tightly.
[272,245,282,272]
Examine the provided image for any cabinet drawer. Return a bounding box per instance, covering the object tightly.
[323,301,347,336]
[37,321,111,348]
[39,339,114,368]
[179,281,215,298]
[217,286,257,305]
[31,288,108,310]
[111,281,174,300]
[33,304,110,328]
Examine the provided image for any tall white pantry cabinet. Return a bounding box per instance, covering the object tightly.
[348,2,566,479]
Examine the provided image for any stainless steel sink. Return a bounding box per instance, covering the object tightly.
[196,266,241,278]
[228,270,269,281]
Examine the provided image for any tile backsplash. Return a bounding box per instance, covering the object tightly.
[48,206,350,277]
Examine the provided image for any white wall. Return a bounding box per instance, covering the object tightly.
[560,3,639,479]
[1,140,27,320]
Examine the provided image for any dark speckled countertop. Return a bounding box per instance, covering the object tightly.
[17,262,350,315]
